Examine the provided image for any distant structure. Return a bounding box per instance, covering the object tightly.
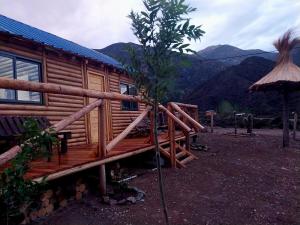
[250,30,300,147]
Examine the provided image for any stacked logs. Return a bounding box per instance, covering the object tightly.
[75,182,87,200]
[20,180,88,224]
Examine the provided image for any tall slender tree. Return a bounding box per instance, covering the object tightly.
[127,1,204,224]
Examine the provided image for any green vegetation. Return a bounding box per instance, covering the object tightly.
[0,119,57,224]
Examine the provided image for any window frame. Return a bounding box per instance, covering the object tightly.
[0,51,43,105]
[120,82,139,111]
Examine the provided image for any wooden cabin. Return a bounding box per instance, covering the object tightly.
[0,15,203,188]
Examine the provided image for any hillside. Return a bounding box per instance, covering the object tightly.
[97,43,227,98]
[186,56,300,115]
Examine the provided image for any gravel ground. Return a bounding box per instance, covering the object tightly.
[38,128,300,225]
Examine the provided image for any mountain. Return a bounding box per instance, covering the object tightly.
[185,56,300,115]
[97,43,227,98]
[197,44,277,66]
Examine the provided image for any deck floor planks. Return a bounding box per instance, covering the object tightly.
[4,131,189,180]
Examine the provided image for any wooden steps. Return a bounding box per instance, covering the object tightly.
[159,139,197,168]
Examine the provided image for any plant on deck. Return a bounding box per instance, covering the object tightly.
[0,119,57,224]
[127,0,204,224]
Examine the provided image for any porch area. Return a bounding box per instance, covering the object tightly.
[0,78,204,192]
[25,131,196,181]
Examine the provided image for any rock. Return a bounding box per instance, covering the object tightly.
[117,199,127,205]
[110,199,117,205]
[127,196,136,204]
[102,195,110,205]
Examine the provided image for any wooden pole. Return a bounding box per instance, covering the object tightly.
[172,102,198,109]
[0,99,103,166]
[234,111,237,135]
[282,90,289,148]
[53,99,102,132]
[293,112,298,140]
[98,102,107,194]
[167,104,176,168]
[158,104,191,132]
[0,78,143,103]
[170,102,205,131]
[106,106,152,152]
[99,164,106,195]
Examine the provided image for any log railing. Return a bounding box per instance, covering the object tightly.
[169,102,204,131]
[106,106,152,152]
[0,99,104,166]
[166,102,204,167]
[0,78,203,169]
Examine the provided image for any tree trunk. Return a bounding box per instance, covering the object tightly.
[282,90,289,148]
[153,98,169,225]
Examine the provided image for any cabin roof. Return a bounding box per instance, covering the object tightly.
[0,14,122,69]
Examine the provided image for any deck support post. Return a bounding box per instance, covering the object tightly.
[99,165,106,195]
[185,133,190,152]
[98,102,107,195]
[167,104,176,168]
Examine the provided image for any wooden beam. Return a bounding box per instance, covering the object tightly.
[98,102,107,158]
[33,145,156,182]
[98,102,107,195]
[172,102,198,109]
[106,106,152,152]
[52,99,102,132]
[0,78,143,102]
[158,104,191,133]
[167,104,176,168]
[169,102,205,131]
[0,99,103,166]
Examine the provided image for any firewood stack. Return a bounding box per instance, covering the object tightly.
[75,182,87,200]
[20,180,89,224]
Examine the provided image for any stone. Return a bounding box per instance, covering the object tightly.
[102,195,110,205]
[127,196,136,204]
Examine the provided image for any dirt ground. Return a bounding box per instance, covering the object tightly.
[39,128,300,225]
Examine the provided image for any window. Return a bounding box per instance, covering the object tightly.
[0,53,42,104]
[120,83,138,111]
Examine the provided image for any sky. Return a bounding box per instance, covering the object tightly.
[0,0,300,51]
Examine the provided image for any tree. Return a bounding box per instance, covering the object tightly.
[127,1,204,224]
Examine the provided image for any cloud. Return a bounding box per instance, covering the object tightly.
[0,0,299,51]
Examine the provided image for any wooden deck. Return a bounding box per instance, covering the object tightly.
[22,131,194,181]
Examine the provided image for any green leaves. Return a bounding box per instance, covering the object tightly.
[128,0,205,101]
[0,119,57,222]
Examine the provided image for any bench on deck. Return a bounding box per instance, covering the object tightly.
[0,116,71,160]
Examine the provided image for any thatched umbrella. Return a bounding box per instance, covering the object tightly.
[250,30,300,147]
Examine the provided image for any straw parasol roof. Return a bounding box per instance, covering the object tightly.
[250,30,300,92]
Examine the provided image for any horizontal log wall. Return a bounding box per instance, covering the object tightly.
[0,41,87,146]
[46,57,87,146]
[0,36,146,143]
[109,73,146,137]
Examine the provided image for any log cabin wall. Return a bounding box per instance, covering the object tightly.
[0,35,145,144]
[108,72,146,137]
[0,37,87,146]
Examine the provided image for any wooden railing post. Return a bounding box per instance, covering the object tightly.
[167,104,176,168]
[98,101,107,195]
[98,102,107,158]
